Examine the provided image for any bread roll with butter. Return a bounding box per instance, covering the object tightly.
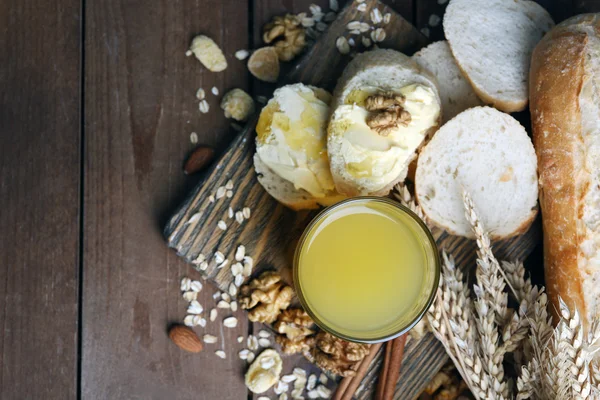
[529,14,600,326]
[328,49,442,196]
[415,107,538,239]
[254,83,345,210]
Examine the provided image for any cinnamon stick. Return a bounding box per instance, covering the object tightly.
[375,334,407,400]
[332,342,383,400]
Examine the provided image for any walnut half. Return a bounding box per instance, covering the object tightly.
[274,308,316,354]
[239,271,294,323]
[365,92,411,136]
[311,332,370,377]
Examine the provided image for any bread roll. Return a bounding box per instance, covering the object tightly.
[327,49,441,196]
[530,14,600,326]
[254,83,345,210]
[415,107,538,239]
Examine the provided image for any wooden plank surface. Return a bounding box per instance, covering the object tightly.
[82,1,251,398]
[0,0,81,398]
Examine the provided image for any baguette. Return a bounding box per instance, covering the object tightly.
[530,14,600,326]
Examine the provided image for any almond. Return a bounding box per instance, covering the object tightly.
[184,146,215,175]
[169,324,203,353]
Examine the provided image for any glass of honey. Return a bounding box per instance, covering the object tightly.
[294,197,440,343]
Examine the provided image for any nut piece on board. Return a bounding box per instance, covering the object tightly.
[263,14,306,62]
[239,271,293,323]
[245,349,283,393]
[187,35,228,72]
[274,308,316,354]
[221,89,255,122]
[183,146,215,175]
[168,324,203,353]
[311,331,369,377]
[248,47,280,83]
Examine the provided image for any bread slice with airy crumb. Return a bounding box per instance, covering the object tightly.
[327,49,442,196]
[412,41,483,122]
[415,107,538,239]
[443,0,554,112]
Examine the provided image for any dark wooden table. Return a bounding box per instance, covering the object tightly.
[0,0,595,398]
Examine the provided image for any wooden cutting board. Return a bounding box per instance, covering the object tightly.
[164,0,541,398]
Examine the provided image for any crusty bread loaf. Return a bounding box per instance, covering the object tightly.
[443,0,554,112]
[530,14,600,326]
[415,107,538,239]
[412,41,483,122]
[328,49,441,196]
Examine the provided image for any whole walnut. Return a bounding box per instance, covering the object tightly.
[239,271,294,323]
[262,14,306,62]
[274,308,316,354]
[311,332,370,377]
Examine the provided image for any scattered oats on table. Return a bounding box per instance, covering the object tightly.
[211,86,219,95]
[371,28,386,43]
[216,186,226,199]
[230,301,238,312]
[232,262,243,276]
[229,282,238,297]
[383,12,391,24]
[217,220,227,231]
[362,36,372,47]
[237,336,244,343]
[336,36,350,54]
[226,190,233,198]
[187,301,203,315]
[242,207,251,219]
[228,207,234,219]
[234,274,244,287]
[357,3,367,11]
[348,38,355,47]
[258,329,270,338]
[221,292,231,302]
[199,99,210,114]
[182,291,197,303]
[215,350,226,359]
[208,195,215,203]
[189,132,198,144]
[346,21,361,30]
[223,316,238,328]
[217,300,230,309]
[190,280,202,292]
[225,179,234,190]
[258,338,271,347]
[429,14,441,27]
[235,245,245,261]
[209,308,218,321]
[370,8,383,24]
[196,88,205,100]
[235,211,244,224]
[180,277,192,291]
[235,49,249,60]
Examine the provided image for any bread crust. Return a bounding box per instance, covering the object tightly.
[530,13,600,325]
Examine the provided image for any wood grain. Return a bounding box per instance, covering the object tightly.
[0,0,81,398]
[82,1,251,398]
[164,1,541,399]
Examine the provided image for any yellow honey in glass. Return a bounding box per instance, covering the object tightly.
[294,197,440,342]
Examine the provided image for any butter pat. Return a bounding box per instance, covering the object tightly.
[330,84,440,190]
[245,349,282,393]
[255,83,338,199]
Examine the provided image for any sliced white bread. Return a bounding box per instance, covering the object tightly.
[328,49,442,196]
[443,0,554,112]
[412,41,483,122]
[415,107,538,239]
